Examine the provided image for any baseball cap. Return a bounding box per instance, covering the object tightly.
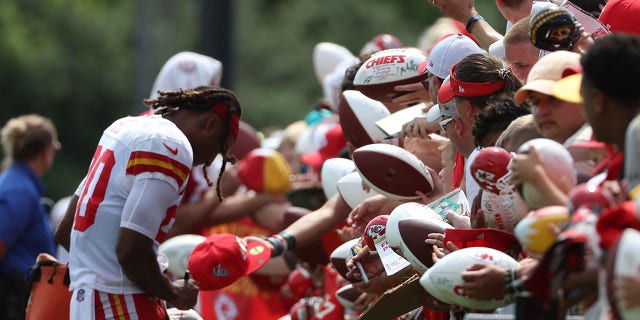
[514,51,581,104]
[150,51,222,99]
[300,124,347,169]
[188,233,271,290]
[238,148,292,194]
[437,66,507,104]
[553,70,583,104]
[426,34,486,79]
[599,0,640,35]
[427,76,462,125]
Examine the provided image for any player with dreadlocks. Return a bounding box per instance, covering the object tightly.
[55,86,242,319]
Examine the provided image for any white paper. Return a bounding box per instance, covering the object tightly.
[374,236,411,276]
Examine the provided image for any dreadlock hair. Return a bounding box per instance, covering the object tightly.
[144,86,242,202]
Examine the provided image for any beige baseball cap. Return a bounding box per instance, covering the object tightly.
[514,51,581,104]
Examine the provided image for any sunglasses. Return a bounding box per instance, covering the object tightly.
[439,117,454,132]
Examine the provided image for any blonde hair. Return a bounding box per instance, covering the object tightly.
[495,114,543,152]
[1,114,58,168]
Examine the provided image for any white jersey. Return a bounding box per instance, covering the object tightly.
[69,115,193,294]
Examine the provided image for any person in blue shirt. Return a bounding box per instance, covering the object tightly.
[0,114,59,320]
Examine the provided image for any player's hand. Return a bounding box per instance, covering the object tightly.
[615,274,640,309]
[169,278,199,310]
[352,291,377,311]
[508,146,544,187]
[346,245,386,282]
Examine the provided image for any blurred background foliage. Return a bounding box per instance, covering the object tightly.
[0,0,502,201]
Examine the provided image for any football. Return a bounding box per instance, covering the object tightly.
[335,284,361,310]
[480,190,530,233]
[312,42,354,84]
[321,158,356,200]
[158,234,206,277]
[363,215,390,252]
[606,228,640,320]
[335,171,379,210]
[420,247,520,310]
[515,138,577,209]
[329,238,362,282]
[338,90,390,148]
[514,205,570,256]
[352,143,434,200]
[470,146,514,195]
[386,202,446,249]
[397,217,454,273]
[353,48,429,103]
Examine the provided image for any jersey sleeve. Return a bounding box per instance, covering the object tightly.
[120,178,177,241]
[125,136,192,192]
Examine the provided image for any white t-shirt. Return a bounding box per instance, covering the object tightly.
[465,148,482,204]
[69,115,193,294]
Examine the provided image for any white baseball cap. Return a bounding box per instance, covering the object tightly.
[426,34,485,79]
[426,76,460,123]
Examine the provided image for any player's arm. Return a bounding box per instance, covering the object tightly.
[261,193,352,257]
[54,194,79,252]
[433,0,503,50]
[116,178,197,309]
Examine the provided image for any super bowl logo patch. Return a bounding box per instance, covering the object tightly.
[76,289,85,302]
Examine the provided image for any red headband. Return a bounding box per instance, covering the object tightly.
[448,64,506,98]
[212,104,240,140]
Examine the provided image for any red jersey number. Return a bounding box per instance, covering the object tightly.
[74,146,116,232]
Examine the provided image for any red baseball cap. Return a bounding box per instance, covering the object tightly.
[300,124,347,169]
[599,0,640,35]
[188,233,271,290]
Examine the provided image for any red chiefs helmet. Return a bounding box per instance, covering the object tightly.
[470,147,514,195]
[360,34,404,56]
[363,215,389,253]
[284,267,316,300]
[568,183,616,215]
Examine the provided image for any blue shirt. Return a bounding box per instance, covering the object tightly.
[0,162,55,275]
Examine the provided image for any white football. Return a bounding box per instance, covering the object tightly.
[312,42,355,84]
[607,228,640,320]
[396,217,454,273]
[516,138,577,209]
[158,234,206,277]
[335,284,361,310]
[353,48,429,103]
[386,202,447,249]
[336,171,379,209]
[329,238,362,282]
[352,143,434,200]
[338,90,390,148]
[480,190,529,233]
[420,247,519,310]
[321,158,356,200]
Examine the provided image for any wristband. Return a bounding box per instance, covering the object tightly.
[265,237,284,257]
[466,15,484,33]
[279,231,297,251]
[272,234,289,251]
